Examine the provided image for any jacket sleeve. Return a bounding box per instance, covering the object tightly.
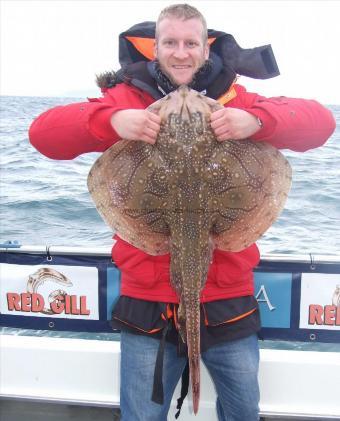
[230,85,336,152]
[29,84,154,160]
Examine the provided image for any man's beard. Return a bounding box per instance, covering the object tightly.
[159,60,208,86]
[153,59,213,94]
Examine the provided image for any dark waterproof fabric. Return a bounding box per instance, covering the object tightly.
[110,295,261,353]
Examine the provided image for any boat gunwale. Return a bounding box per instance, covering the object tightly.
[1,244,339,264]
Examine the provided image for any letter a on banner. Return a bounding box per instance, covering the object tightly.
[256,285,276,311]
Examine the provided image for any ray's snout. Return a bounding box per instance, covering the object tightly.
[156,86,213,124]
[177,84,191,96]
[177,85,197,122]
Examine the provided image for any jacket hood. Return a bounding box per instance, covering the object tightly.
[118,21,280,80]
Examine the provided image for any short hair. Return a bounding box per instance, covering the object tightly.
[156,3,208,42]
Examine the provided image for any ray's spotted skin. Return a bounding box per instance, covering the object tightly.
[87,85,292,413]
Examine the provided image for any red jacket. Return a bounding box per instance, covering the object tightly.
[29,83,336,303]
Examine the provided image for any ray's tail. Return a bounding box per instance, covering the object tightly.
[185,292,201,414]
[170,237,211,414]
[177,289,201,414]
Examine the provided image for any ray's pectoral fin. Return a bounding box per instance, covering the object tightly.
[147,96,166,118]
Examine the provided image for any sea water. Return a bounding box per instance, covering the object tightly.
[0,95,339,350]
[1,95,339,254]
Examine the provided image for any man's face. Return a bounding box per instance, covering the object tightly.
[154,17,209,86]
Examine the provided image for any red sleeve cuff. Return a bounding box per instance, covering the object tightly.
[89,107,123,143]
[244,108,277,141]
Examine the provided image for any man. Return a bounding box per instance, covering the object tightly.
[29,4,335,421]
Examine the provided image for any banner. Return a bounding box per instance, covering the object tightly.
[300,273,340,330]
[0,249,339,342]
[0,263,99,320]
[254,272,292,328]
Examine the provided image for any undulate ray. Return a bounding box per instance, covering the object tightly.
[87,85,292,414]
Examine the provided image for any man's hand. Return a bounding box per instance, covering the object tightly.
[110,109,161,144]
[210,108,261,142]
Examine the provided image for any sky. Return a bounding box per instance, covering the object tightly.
[1,0,340,104]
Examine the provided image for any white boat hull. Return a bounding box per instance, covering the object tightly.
[1,334,340,419]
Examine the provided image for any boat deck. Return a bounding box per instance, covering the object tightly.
[0,400,118,421]
[0,399,334,421]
